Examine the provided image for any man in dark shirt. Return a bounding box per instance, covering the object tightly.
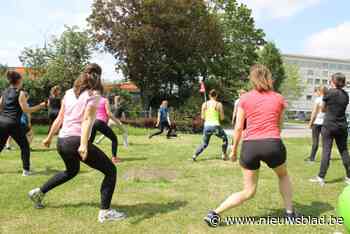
[310,73,350,186]
[149,100,173,139]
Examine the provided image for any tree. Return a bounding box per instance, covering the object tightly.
[88,0,224,108]
[208,0,265,101]
[280,64,304,103]
[19,26,93,101]
[258,42,286,92]
[0,64,8,92]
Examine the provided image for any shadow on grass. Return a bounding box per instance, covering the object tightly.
[121,157,147,162]
[31,148,57,153]
[255,201,333,219]
[326,177,344,184]
[50,200,187,224]
[0,167,90,176]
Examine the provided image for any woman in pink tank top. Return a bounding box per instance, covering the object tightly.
[90,91,123,163]
[28,64,126,223]
[205,65,298,227]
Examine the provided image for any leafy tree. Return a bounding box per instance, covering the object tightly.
[0,64,8,92]
[88,0,224,108]
[258,42,286,92]
[280,64,304,103]
[208,0,265,99]
[19,26,93,100]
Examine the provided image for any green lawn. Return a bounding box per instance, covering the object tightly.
[0,127,348,234]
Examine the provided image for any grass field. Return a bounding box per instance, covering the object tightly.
[0,126,348,234]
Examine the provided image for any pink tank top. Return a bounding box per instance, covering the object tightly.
[59,89,98,138]
[96,97,109,123]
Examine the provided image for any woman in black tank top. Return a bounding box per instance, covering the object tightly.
[0,71,47,176]
[48,86,62,132]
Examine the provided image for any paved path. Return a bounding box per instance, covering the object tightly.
[225,123,311,138]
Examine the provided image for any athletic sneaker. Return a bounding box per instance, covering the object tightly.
[191,155,197,162]
[98,209,127,223]
[345,177,350,185]
[309,176,325,186]
[22,170,32,177]
[284,210,302,224]
[222,154,228,161]
[204,211,221,228]
[28,188,45,209]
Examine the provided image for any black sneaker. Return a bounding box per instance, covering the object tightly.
[284,210,302,224]
[204,211,221,228]
[191,156,197,162]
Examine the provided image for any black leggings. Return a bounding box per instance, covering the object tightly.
[319,127,350,178]
[150,122,172,138]
[0,119,30,170]
[40,137,117,210]
[90,120,118,157]
[309,124,322,161]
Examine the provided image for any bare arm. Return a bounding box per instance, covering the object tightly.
[105,99,122,124]
[19,91,46,114]
[0,96,3,112]
[79,96,100,160]
[43,103,65,147]
[232,104,238,125]
[201,103,206,120]
[231,107,245,160]
[308,103,320,127]
[219,103,225,121]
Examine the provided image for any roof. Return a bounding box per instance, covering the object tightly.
[283,54,350,64]
[104,81,140,93]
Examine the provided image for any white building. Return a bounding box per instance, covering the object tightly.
[283,54,350,119]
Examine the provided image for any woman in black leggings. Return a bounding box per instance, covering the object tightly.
[310,73,350,186]
[28,63,126,223]
[0,71,46,176]
[90,90,122,164]
[47,85,61,132]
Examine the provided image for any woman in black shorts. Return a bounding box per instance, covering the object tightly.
[204,65,297,227]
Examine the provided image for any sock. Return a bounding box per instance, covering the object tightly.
[286,209,293,214]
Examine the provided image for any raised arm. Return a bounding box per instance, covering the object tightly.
[19,91,46,114]
[79,96,100,160]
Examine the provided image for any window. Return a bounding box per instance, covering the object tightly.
[306,95,312,101]
[307,78,313,85]
[315,79,321,85]
[322,80,328,85]
[322,71,329,77]
[347,82,350,88]
[329,63,337,70]
[307,70,314,76]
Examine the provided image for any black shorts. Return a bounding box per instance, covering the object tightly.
[240,139,286,170]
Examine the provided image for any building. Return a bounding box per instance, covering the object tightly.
[283,54,350,119]
[8,67,41,79]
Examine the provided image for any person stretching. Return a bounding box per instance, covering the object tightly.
[306,86,326,162]
[149,100,173,139]
[90,90,122,164]
[204,65,298,227]
[28,63,126,223]
[310,73,350,186]
[192,89,228,161]
[0,71,46,176]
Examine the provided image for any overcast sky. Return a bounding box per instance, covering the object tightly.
[1,0,349,82]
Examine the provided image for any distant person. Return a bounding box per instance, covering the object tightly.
[149,100,173,139]
[204,65,298,227]
[96,95,128,147]
[48,86,62,132]
[310,73,350,186]
[192,89,228,161]
[306,86,327,162]
[0,71,46,176]
[28,63,126,223]
[232,89,247,126]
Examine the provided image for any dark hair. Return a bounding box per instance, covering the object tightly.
[6,71,22,85]
[209,89,217,98]
[332,73,346,88]
[73,63,103,97]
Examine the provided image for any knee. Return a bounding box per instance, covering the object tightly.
[66,167,79,178]
[242,187,257,200]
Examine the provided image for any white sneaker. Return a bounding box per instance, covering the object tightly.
[22,170,32,177]
[28,188,45,209]
[309,176,325,187]
[345,177,350,185]
[98,209,127,223]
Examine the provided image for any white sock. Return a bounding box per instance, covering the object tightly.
[286,209,293,214]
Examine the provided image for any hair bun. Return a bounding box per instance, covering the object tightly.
[6,70,22,85]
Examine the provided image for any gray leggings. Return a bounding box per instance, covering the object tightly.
[195,125,228,158]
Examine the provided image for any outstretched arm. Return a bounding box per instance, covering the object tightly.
[106,99,122,125]
[43,103,65,147]
[230,107,245,161]
[19,91,46,114]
